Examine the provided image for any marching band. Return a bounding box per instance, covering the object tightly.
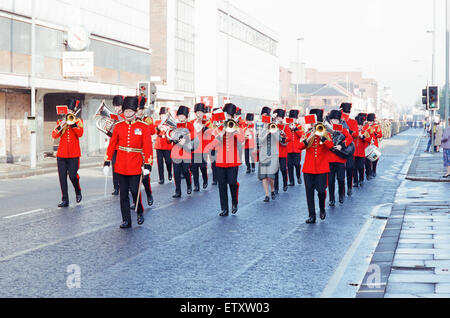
[52,96,384,228]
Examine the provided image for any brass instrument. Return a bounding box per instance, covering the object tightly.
[224,119,240,133]
[94,100,119,137]
[55,108,81,134]
[268,123,279,134]
[314,123,326,137]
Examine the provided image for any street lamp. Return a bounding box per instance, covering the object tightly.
[296,37,304,112]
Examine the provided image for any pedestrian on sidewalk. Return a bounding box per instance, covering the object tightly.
[435,120,443,153]
[442,118,450,178]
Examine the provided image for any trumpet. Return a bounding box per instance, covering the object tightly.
[314,123,326,137]
[224,119,240,133]
[268,123,279,134]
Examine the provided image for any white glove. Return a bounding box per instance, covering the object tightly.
[103,166,110,176]
[142,168,150,176]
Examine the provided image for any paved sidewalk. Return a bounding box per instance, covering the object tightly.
[357,132,450,298]
[0,156,104,180]
[407,133,449,182]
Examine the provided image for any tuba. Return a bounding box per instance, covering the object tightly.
[94,100,118,137]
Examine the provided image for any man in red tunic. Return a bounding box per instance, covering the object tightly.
[326,110,353,206]
[287,109,304,186]
[367,113,382,178]
[340,103,358,196]
[244,113,256,174]
[52,98,84,208]
[205,103,245,216]
[154,107,173,184]
[103,96,153,229]
[273,109,293,194]
[299,109,334,224]
[354,114,372,187]
[171,106,195,198]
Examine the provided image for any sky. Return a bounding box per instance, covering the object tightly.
[228,0,444,108]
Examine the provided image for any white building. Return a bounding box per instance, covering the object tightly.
[195,0,280,113]
[0,0,151,162]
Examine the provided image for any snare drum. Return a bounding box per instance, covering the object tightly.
[365,145,381,162]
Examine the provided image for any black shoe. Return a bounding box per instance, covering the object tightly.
[306,217,316,224]
[219,210,229,217]
[232,205,238,214]
[212,181,218,186]
[172,192,181,198]
[264,196,270,202]
[159,180,164,185]
[353,183,359,188]
[76,194,82,203]
[137,214,144,225]
[120,221,132,229]
[130,204,136,210]
[271,192,276,200]
[359,181,364,187]
[366,176,372,181]
[347,188,353,197]
[147,195,154,206]
[298,177,303,185]
[252,168,256,173]
[288,182,295,187]
[168,176,173,182]
[246,169,251,174]
[283,186,288,192]
[373,172,377,178]
[320,210,326,220]
[339,196,344,204]
[203,182,208,189]
[194,186,200,192]
[58,201,69,208]
[187,186,192,195]
[112,189,119,196]
[329,200,335,207]
[275,190,279,195]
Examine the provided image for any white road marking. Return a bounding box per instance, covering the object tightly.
[3,209,44,220]
[320,204,390,298]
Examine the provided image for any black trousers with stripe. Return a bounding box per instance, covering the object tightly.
[345,155,355,189]
[216,166,239,212]
[354,157,366,184]
[191,153,208,187]
[328,162,346,201]
[173,161,191,194]
[275,157,288,191]
[156,149,172,182]
[112,150,120,191]
[118,174,144,224]
[303,173,327,219]
[288,153,302,184]
[57,157,81,202]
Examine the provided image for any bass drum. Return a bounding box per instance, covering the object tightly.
[365,145,381,162]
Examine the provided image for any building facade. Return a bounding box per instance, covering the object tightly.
[196,0,280,114]
[0,0,151,163]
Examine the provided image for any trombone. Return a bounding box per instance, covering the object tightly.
[55,108,81,134]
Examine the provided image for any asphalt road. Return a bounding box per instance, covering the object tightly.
[0,129,422,298]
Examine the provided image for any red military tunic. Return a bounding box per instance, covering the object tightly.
[52,119,84,158]
[328,128,353,164]
[105,120,153,176]
[344,118,359,142]
[370,124,383,148]
[355,127,372,158]
[288,124,304,154]
[190,120,213,154]
[154,120,174,151]
[278,124,293,158]
[170,121,195,160]
[206,130,245,168]
[299,133,334,174]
